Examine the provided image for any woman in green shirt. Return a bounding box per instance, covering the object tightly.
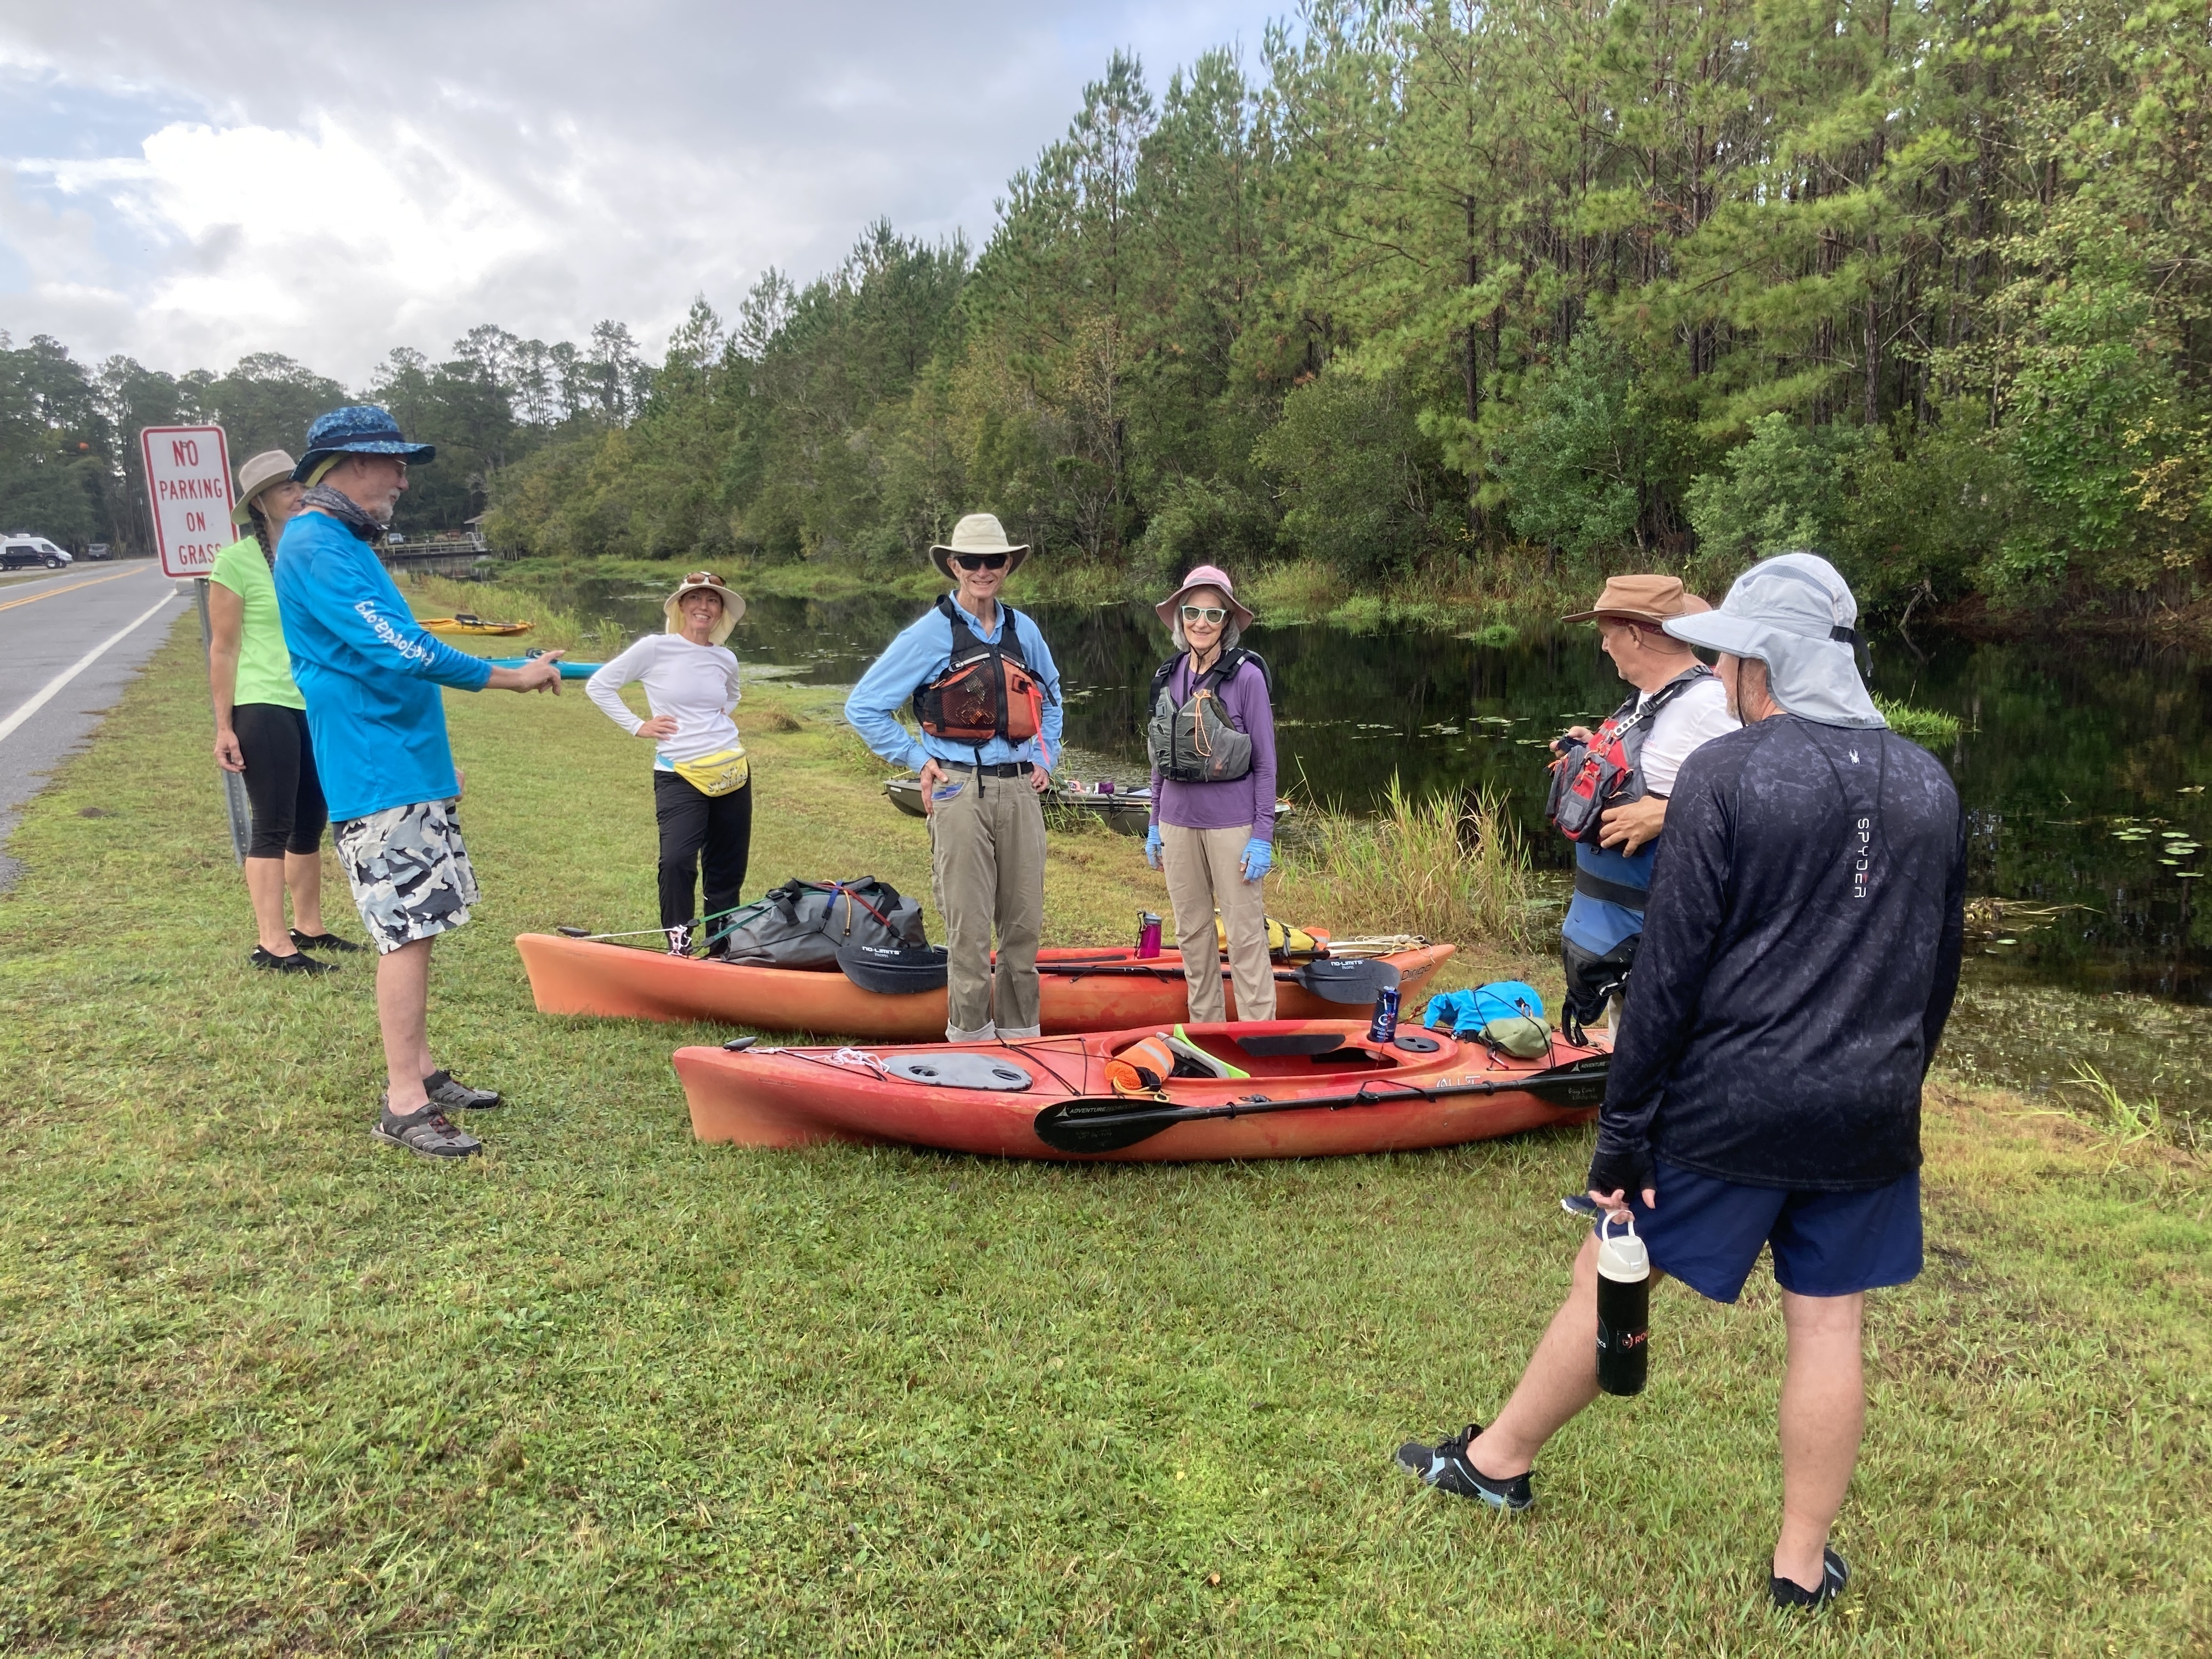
[210,449,359,971]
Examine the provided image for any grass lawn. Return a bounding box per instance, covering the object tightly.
[2,619,2207,1655]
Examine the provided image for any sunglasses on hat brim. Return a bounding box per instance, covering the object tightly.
[953,552,1010,571]
[1180,605,1229,624]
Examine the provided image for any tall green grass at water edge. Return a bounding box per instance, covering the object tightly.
[1280,777,1536,950]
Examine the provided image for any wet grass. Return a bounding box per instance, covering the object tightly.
[0,626,2207,1652]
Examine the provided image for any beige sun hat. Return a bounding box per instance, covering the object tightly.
[231,450,300,525]
[664,569,746,646]
[929,512,1030,582]
[1559,573,1708,626]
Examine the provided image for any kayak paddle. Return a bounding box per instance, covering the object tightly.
[1030,1056,1609,1153]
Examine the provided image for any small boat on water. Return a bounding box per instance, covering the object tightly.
[423,612,532,636]
[672,1018,1608,1159]
[884,775,1296,838]
[484,650,601,679]
[515,932,1453,1039]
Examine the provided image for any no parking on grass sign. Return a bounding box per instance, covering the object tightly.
[139,425,235,579]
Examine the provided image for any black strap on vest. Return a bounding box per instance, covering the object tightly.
[936,592,1031,670]
[1573,866,1653,911]
[1149,645,1269,705]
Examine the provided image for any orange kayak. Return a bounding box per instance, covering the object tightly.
[515,933,1454,1039]
[671,1019,1607,1159]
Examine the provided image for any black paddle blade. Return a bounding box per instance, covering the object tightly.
[1294,957,1402,1003]
[1031,1098,1179,1154]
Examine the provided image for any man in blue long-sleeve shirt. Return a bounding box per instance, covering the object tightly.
[1398,554,1966,1612]
[845,515,1062,1040]
[274,406,563,1159]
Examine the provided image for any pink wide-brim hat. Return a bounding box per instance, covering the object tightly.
[1155,564,1255,631]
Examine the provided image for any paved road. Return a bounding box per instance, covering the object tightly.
[0,561,193,890]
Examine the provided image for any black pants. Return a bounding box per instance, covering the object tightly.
[232,702,328,860]
[654,772,753,938]
[1561,929,1640,1040]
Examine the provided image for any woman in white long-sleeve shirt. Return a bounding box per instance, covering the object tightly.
[586,571,751,956]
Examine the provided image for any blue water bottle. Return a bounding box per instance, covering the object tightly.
[1368,985,1400,1043]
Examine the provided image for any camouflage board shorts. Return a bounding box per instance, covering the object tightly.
[335,798,479,953]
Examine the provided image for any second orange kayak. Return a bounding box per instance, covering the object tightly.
[515,932,1455,1039]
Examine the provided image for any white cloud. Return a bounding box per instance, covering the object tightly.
[0,1,1286,383]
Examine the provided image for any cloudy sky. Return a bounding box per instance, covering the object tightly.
[1,1,1285,386]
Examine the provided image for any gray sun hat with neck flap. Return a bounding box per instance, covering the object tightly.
[1662,551,1886,729]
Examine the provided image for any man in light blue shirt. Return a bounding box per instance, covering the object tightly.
[275,405,563,1160]
[845,515,1063,1040]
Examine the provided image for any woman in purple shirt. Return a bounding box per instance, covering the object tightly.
[1143,565,1279,1022]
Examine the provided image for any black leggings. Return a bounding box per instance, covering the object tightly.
[233,702,328,860]
[654,772,753,935]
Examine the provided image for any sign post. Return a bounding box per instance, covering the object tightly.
[140,425,251,863]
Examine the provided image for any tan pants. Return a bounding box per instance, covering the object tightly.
[928,769,1046,1039]
[1162,822,1276,1023]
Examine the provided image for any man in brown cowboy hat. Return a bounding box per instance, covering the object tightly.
[1548,574,1736,1040]
[845,514,1064,1040]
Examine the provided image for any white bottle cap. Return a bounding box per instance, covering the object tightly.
[1596,1213,1650,1283]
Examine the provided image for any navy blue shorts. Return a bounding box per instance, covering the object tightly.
[1604,1158,1922,1304]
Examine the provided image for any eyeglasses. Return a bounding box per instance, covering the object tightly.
[953,552,1009,571]
[1180,605,1228,625]
[684,571,719,586]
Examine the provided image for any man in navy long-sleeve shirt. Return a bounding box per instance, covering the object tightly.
[1397,554,1965,1612]
[275,406,563,1160]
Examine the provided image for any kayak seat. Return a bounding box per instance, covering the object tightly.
[883,1054,1032,1091]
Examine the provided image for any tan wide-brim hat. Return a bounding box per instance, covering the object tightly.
[929,512,1030,581]
[664,569,746,646]
[1560,573,1708,626]
[232,450,300,525]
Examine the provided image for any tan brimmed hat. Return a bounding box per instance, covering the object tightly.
[1560,573,1707,626]
[929,512,1030,581]
[664,569,746,645]
[232,450,299,525]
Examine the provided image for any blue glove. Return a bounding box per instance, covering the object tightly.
[1239,837,1273,882]
[1144,825,1163,870]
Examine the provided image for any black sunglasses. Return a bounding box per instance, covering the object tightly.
[953,552,1009,571]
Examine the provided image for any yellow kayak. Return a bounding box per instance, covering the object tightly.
[421,613,532,636]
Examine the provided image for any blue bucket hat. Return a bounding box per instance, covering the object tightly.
[291,404,436,481]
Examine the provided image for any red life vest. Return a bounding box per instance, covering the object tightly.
[911,595,1050,747]
[1546,665,1712,843]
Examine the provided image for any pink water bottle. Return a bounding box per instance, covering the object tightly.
[1136,911,1163,958]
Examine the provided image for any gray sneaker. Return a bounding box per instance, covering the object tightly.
[424,1069,500,1111]
[372,1100,483,1159]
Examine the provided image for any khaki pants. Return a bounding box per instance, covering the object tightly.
[1162,822,1276,1023]
[928,769,1047,1038]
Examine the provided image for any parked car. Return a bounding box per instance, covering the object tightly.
[84,543,111,561]
[1,535,72,569]
[385,532,407,546]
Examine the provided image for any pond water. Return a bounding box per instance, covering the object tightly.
[520,574,2212,1115]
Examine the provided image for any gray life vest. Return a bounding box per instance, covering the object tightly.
[1146,648,1268,785]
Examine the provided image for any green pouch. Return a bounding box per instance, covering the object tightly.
[1479,1015,1552,1060]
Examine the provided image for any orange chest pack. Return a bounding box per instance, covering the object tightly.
[911,595,1052,745]
[1545,665,1710,843]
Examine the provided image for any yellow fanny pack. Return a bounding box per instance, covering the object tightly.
[669,747,750,797]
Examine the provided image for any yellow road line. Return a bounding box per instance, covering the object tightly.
[0,566,151,614]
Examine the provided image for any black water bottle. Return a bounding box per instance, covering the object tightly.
[1595,1214,1651,1397]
